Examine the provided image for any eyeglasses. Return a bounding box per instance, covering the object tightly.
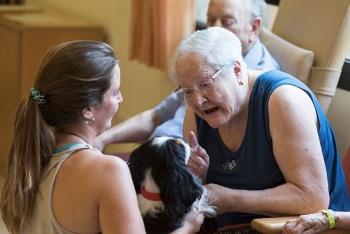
[174,64,229,98]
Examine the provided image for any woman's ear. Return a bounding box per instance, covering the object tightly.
[233,61,244,86]
[83,108,95,126]
[251,17,262,35]
[233,61,242,77]
[83,107,92,119]
[248,17,262,44]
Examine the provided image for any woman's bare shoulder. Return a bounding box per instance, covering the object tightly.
[65,149,130,186]
[84,150,129,174]
[71,149,127,166]
[97,153,130,178]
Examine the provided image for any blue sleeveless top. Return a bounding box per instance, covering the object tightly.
[196,70,350,227]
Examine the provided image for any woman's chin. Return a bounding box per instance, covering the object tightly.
[205,118,224,129]
[201,113,225,129]
[100,121,112,133]
[104,123,112,131]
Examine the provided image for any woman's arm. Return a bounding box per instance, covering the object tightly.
[206,85,329,215]
[97,156,146,234]
[170,207,204,234]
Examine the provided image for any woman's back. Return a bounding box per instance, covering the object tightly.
[25,142,144,234]
[51,144,102,233]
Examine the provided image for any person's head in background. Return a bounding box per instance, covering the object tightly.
[207,0,265,55]
[0,40,122,233]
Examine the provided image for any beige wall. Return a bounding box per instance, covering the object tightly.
[26,0,175,120]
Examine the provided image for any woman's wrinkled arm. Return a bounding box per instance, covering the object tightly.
[206,85,329,216]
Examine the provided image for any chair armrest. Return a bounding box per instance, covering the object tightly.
[215,223,261,233]
[251,216,297,233]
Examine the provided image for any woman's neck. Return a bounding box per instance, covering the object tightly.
[218,70,259,148]
[219,111,247,151]
[64,130,91,145]
[56,128,94,146]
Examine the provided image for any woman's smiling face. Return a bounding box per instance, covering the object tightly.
[91,64,123,135]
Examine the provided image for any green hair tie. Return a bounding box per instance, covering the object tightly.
[30,87,46,105]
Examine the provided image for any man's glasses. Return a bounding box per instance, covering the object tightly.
[174,64,230,99]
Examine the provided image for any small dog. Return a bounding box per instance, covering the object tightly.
[128,136,215,234]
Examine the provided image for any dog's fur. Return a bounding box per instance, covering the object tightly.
[128,136,215,234]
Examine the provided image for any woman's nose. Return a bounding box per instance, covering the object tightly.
[118,92,123,103]
[191,90,207,107]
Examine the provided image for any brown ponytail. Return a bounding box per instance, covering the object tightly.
[1,98,54,233]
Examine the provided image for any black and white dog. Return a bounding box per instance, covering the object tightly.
[128,136,215,234]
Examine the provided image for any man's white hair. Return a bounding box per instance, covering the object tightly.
[248,0,266,19]
[171,27,243,82]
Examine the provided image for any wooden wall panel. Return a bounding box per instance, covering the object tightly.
[0,11,105,175]
[20,28,104,98]
[0,26,20,175]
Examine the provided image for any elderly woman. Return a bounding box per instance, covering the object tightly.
[172,27,350,228]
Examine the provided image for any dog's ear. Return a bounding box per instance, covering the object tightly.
[151,139,204,221]
[128,139,155,193]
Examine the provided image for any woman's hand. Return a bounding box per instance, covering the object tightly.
[187,131,209,181]
[183,206,205,233]
[282,212,329,234]
[171,206,204,234]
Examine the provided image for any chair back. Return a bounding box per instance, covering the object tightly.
[271,0,350,112]
[259,28,314,85]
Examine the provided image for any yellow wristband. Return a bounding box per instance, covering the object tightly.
[321,209,336,229]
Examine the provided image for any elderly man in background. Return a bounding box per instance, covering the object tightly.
[175,26,350,229]
[95,0,278,152]
[207,0,278,70]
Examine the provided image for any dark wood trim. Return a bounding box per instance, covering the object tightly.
[338,58,350,91]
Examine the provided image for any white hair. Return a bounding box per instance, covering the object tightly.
[247,0,266,19]
[171,27,243,82]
